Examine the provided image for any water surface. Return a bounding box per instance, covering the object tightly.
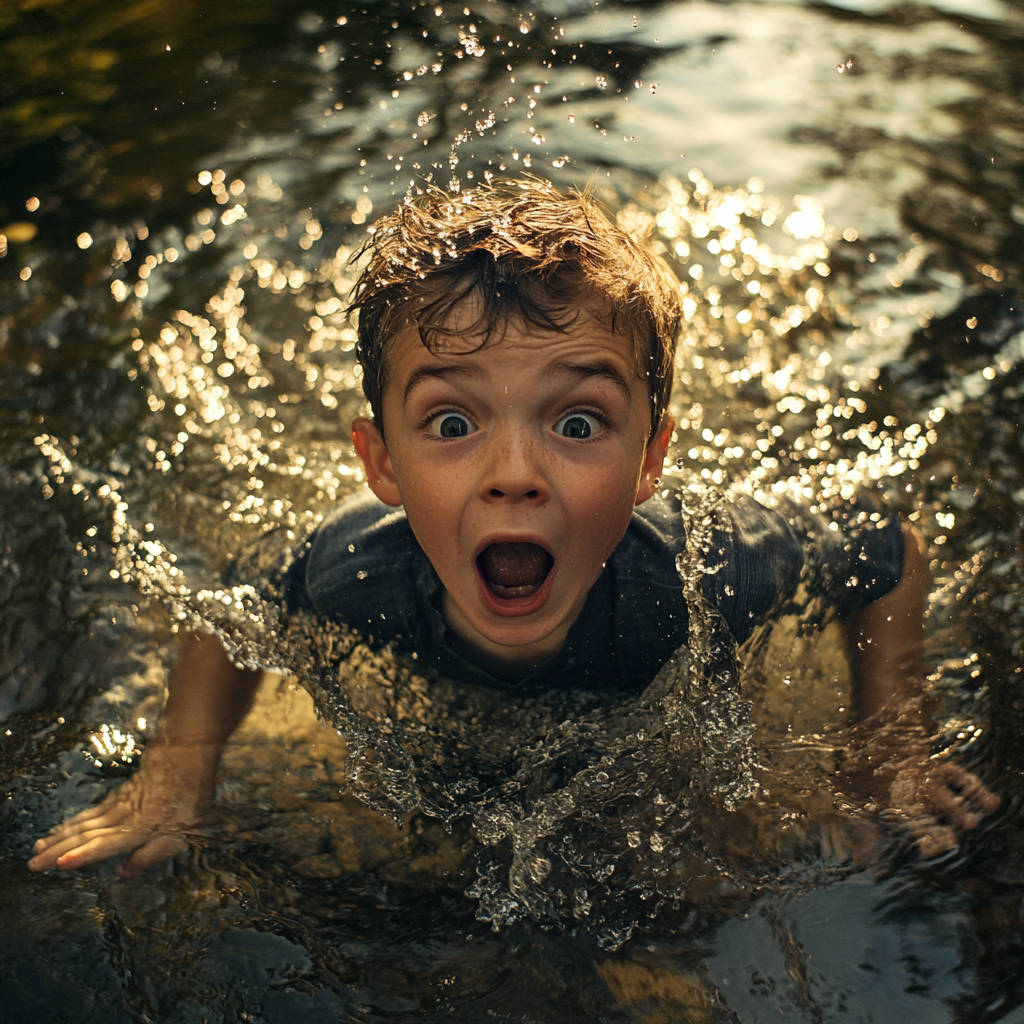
[2,1,1024,1021]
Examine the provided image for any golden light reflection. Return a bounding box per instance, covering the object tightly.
[621,171,965,518]
[88,723,140,768]
[2,221,38,242]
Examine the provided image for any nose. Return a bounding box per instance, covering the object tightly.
[479,426,548,504]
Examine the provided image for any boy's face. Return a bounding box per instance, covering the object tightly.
[352,302,672,670]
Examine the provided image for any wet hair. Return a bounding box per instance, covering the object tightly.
[347,177,681,439]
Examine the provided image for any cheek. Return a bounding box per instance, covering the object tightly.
[392,467,468,568]
[574,444,644,508]
[390,440,444,504]
[403,510,460,587]
[561,461,640,553]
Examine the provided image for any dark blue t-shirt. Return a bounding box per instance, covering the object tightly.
[278,488,904,694]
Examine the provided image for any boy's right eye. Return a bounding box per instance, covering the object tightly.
[428,411,477,438]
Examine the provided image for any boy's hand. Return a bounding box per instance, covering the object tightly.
[28,741,221,877]
[29,631,263,877]
[840,702,1000,859]
[881,756,1000,858]
[842,523,1000,858]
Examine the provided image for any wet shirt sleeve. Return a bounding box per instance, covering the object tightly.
[700,495,805,644]
[703,494,905,641]
[787,498,906,619]
[280,490,436,647]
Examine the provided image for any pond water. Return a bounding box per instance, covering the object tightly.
[2,0,1024,1021]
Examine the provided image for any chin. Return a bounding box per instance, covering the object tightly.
[483,624,557,649]
[470,603,565,649]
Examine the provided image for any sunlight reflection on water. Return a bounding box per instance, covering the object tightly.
[2,0,1024,1020]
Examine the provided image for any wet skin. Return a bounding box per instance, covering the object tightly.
[351,310,671,679]
[28,632,261,876]
[840,524,1000,858]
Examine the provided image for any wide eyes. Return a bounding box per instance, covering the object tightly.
[426,410,602,439]
[428,411,477,438]
[553,412,602,439]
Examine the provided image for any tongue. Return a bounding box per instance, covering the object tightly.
[479,543,554,599]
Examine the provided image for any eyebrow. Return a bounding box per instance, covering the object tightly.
[401,360,634,403]
[403,364,479,401]
[564,362,634,403]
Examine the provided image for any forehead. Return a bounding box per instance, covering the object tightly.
[384,303,641,387]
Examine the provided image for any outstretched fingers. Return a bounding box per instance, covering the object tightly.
[883,759,1001,858]
[33,805,134,856]
[28,736,224,876]
[29,818,195,874]
[28,781,201,874]
[927,764,1001,830]
[28,823,148,873]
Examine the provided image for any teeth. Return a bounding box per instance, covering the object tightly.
[488,580,542,599]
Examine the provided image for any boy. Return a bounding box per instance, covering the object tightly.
[29,180,998,877]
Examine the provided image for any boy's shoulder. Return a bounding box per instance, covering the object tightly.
[295,490,435,635]
[311,489,418,573]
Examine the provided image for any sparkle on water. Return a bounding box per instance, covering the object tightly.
[2,1,1024,1020]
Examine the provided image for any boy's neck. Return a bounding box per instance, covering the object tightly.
[440,589,576,682]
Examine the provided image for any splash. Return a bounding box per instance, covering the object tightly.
[10,168,1009,947]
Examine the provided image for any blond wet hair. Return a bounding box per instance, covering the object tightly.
[348,177,681,438]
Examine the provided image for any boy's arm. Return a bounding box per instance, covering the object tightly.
[28,631,261,876]
[843,519,931,722]
[841,522,999,853]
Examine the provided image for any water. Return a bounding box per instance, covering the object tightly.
[2,0,1024,1020]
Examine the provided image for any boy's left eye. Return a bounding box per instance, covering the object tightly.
[428,411,477,438]
[553,412,602,439]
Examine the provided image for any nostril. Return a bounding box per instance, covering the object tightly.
[485,487,541,500]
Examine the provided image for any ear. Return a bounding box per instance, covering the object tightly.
[634,415,674,506]
[351,417,403,507]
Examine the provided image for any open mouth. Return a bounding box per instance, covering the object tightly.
[477,542,554,600]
